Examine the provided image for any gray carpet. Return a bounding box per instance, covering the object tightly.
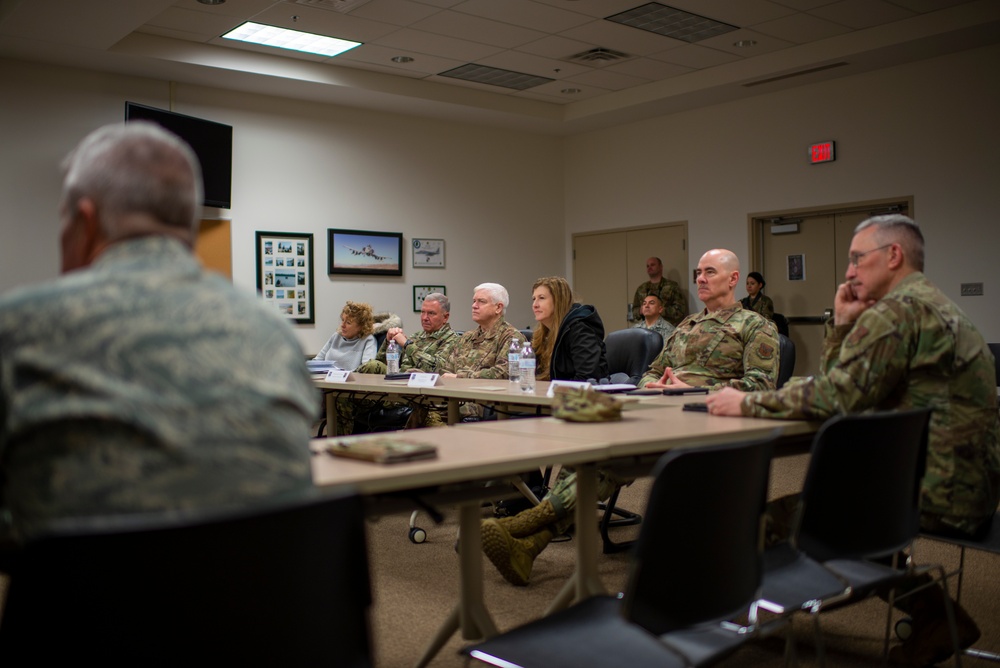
[368,455,1000,667]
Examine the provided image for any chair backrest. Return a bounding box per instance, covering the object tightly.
[622,432,777,635]
[796,407,932,563]
[604,328,663,384]
[0,491,373,666]
[777,333,796,389]
[772,312,790,337]
[988,343,1000,388]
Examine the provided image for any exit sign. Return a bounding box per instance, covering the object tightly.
[809,141,836,164]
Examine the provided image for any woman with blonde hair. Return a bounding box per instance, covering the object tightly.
[314,300,377,370]
[530,276,608,382]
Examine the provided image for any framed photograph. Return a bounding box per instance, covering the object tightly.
[787,253,805,281]
[328,228,403,276]
[413,285,447,312]
[412,238,445,268]
[256,231,314,324]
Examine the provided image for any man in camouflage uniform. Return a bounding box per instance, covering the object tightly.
[707,215,999,665]
[631,256,687,326]
[631,293,675,341]
[441,283,525,381]
[482,249,778,586]
[339,293,460,434]
[638,249,779,391]
[0,123,317,549]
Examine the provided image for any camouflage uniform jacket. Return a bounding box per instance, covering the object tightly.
[742,272,1000,533]
[442,318,526,379]
[374,323,460,373]
[740,293,775,321]
[638,303,779,391]
[0,237,317,540]
[632,277,687,326]
[632,316,676,342]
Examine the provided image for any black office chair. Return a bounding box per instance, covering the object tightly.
[755,408,952,665]
[599,328,664,552]
[777,333,796,389]
[772,312,790,337]
[464,433,778,668]
[0,490,374,666]
[604,328,663,385]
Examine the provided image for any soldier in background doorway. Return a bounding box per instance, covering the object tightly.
[631,256,686,326]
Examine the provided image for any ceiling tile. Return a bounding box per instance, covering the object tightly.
[476,49,592,80]
[372,26,505,60]
[696,28,795,56]
[603,55,692,79]
[529,0,652,20]
[515,34,600,60]
[146,7,244,38]
[648,43,740,68]
[667,0,798,26]
[250,3,401,42]
[561,18,687,56]
[563,67,650,90]
[411,9,547,48]
[348,0,442,26]
[453,0,593,32]
[335,41,464,73]
[752,11,851,43]
[169,0,279,19]
[809,0,916,29]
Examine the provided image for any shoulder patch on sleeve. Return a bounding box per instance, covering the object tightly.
[845,324,869,348]
[757,342,775,359]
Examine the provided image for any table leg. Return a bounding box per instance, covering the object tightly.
[447,398,460,425]
[414,502,497,668]
[324,390,338,437]
[544,462,605,616]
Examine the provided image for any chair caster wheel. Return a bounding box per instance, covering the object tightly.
[409,527,427,544]
[895,617,913,641]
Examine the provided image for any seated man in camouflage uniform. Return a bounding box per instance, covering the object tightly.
[707,215,999,665]
[440,282,526,383]
[0,123,316,551]
[631,293,675,343]
[338,293,460,434]
[482,249,779,586]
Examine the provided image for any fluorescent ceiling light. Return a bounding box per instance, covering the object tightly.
[222,22,361,58]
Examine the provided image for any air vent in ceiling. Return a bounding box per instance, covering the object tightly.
[744,62,849,87]
[568,47,630,65]
[438,64,554,91]
[295,0,372,13]
[607,3,737,43]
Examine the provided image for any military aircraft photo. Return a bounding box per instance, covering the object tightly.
[342,244,386,261]
[413,247,441,261]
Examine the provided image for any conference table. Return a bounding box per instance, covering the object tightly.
[312,388,818,668]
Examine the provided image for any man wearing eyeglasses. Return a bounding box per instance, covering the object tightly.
[707,214,999,665]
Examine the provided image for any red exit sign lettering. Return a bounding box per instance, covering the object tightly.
[809,141,836,164]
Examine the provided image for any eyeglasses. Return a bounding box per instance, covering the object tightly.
[848,244,892,267]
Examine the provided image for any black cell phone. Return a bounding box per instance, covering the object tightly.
[682,402,709,412]
[626,389,662,396]
[662,387,709,396]
[384,373,413,381]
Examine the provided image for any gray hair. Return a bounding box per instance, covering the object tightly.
[474,282,509,314]
[423,292,450,313]
[855,214,925,271]
[61,121,202,242]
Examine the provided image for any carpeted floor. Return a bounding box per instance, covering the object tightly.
[367,455,1000,667]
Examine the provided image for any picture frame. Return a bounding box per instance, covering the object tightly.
[413,285,447,312]
[328,228,403,276]
[411,238,445,268]
[256,231,315,324]
[787,253,805,281]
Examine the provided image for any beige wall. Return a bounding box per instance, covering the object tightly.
[564,44,1000,340]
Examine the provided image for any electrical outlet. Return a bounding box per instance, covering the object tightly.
[960,283,984,296]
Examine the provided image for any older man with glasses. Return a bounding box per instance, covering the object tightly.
[707,214,999,666]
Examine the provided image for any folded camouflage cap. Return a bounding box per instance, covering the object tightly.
[552,385,623,423]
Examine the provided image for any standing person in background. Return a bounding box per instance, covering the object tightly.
[631,256,687,326]
[530,276,608,382]
[314,301,377,370]
[740,271,775,321]
[631,293,675,341]
[0,122,317,548]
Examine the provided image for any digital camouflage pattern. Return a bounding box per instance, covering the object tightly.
[441,318,526,379]
[742,272,1000,535]
[638,303,779,391]
[632,277,687,326]
[0,237,317,540]
[372,323,460,373]
[632,316,675,342]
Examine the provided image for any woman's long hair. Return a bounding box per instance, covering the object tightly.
[530,277,574,381]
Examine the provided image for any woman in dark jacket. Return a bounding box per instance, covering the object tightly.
[740,271,775,321]
[530,276,608,382]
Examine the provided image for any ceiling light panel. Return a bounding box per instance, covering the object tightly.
[606,3,738,43]
[222,22,361,57]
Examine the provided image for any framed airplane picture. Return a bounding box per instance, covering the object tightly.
[412,238,445,268]
[328,229,403,276]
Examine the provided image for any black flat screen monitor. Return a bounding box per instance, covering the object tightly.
[124,102,233,209]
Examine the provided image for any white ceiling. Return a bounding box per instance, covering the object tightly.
[1,0,998,134]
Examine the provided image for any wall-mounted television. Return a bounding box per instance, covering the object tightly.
[124,102,233,209]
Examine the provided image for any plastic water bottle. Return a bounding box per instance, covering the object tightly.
[386,339,400,374]
[507,339,521,384]
[519,343,535,393]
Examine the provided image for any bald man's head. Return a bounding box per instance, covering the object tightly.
[694,249,741,311]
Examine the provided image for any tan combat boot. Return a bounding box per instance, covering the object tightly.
[481,519,554,586]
